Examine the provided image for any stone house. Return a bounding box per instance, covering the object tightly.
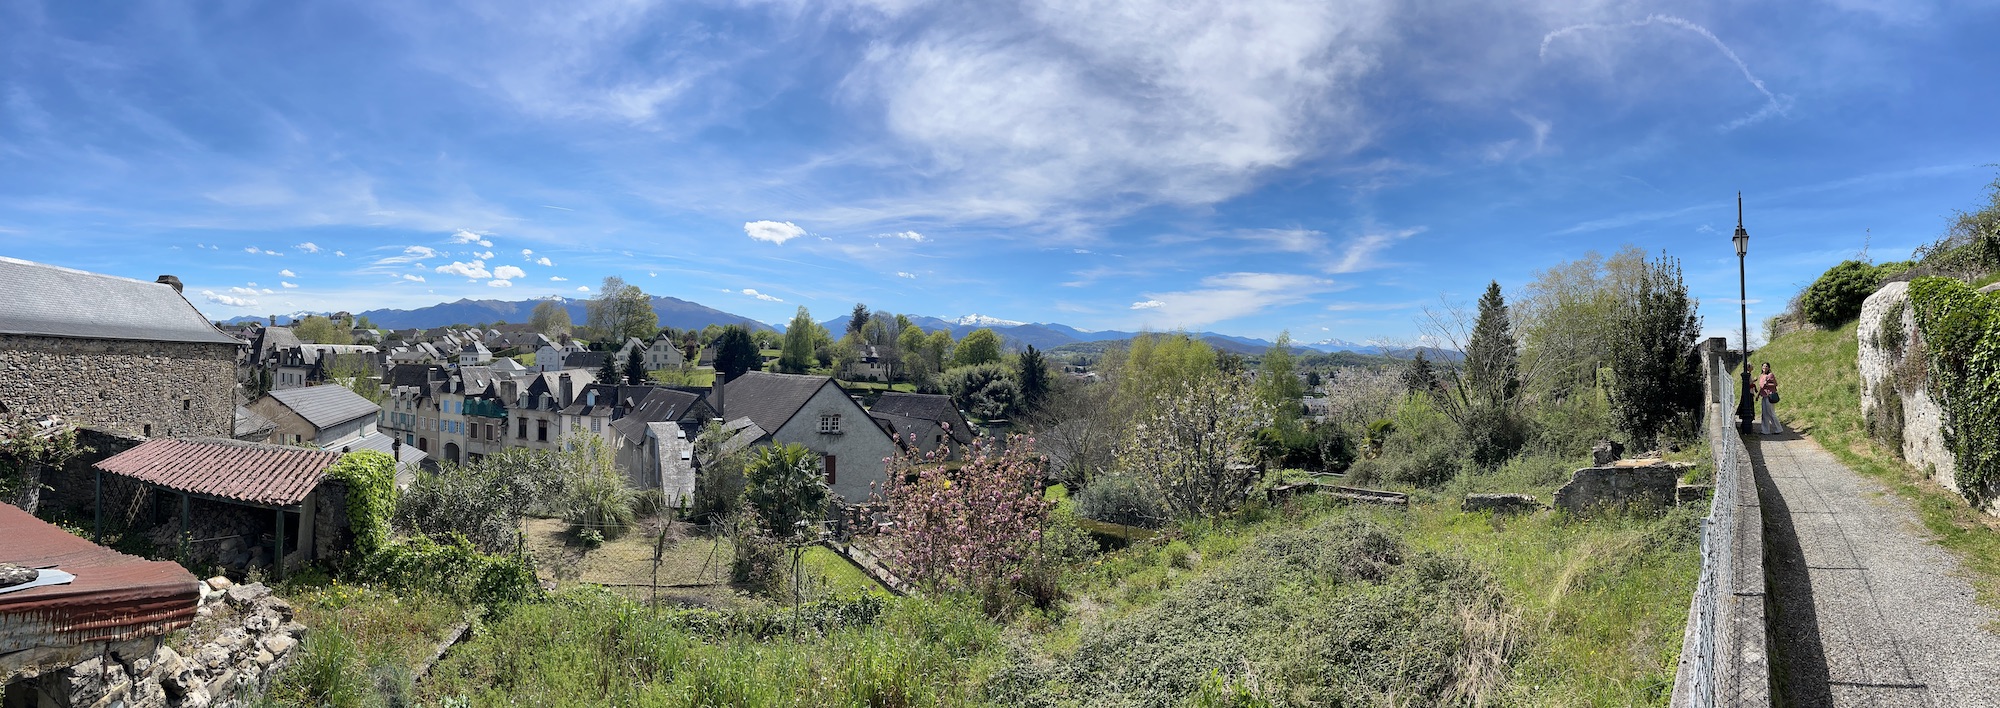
[0,258,239,439]
[718,371,898,502]
[249,385,380,449]
[843,345,891,382]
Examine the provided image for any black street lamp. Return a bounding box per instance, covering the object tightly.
[1734,193,1755,432]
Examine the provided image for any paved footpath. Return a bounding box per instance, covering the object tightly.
[1752,427,2000,707]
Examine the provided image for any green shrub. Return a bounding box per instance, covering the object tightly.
[1073,473,1167,528]
[325,450,397,557]
[1800,260,1892,329]
[1355,394,1466,486]
[350,535,540,612]
[563,469,637,540]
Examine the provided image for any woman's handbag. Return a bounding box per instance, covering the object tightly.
[1768,391,1780,405]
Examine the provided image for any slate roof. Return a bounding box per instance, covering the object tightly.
[343,431,429,468]
[716,417,768,454]
[869,393,974,445]
[266,386,381,430]
[233,406,278,440]
[565,351,611,371]
[95,438,342,508]
[0,257,240,345]
[721,371,834,434]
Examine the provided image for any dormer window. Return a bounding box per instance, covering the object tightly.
[818,414,842,434]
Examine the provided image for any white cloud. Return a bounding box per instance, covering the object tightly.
[260,289,275,294]
[493,265,527,280]
[877,231,927,242]
[744,220,807,245]
[550,276,568,281]
[450,229,494,247]
[403,274,426,282]
[229,286,258,296]
[279,269,297,277]
[535,256,554,267]
[1330,228,1420,273]
[1129,272,1332,327]
[521,249,534,256]
[281,281,299,289]
[375,245,441,265]
[577,286,590,292]
[243,246,258,254]
[845,0,1389,225]
[201,290,257,307]
[474,250,496,260]
[243,246,284,256]
[741,288,784,302]
[488,279,513,288]
[294,242,321,253]
[435,260,492,279]
[648,271,657,277]
[896,271,918,279]
[334,250,346,257]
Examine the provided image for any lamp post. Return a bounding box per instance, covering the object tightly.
[1734,193,1755,432]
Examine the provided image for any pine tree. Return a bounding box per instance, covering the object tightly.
[1401,351,1438,394]
[848,303,870,335]
[626,347,647,385]
[713,326,760,382]
[1016,345,1052,416]
[1464,281,1519,407]
[598,352,620,386]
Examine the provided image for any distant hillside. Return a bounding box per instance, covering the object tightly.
[226,296,772,332]
[816,313,1399,356]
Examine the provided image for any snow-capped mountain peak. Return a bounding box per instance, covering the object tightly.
[954,313,1026,327]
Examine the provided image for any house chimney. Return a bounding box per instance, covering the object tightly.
[711,373,726,419]
[392,438,402,460]
[559,374,574,407]
[156,275,183,293]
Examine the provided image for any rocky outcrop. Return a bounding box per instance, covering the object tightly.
[26,579,306,708]
[1857,282,1971,506]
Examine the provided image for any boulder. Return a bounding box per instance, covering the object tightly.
[225,582,272,607]
[1590,440,1625,467]
[205,575,233,591]
[1463,493,1541,514]
[261,635,297,656]
[0,562,36,588]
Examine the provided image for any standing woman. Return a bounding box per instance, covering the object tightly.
[1755,362,1781,435]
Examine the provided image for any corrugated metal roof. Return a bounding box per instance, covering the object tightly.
[266,385,381,430]
[0,503,198,660]
[95,438,342,508]
[0,257,242,345]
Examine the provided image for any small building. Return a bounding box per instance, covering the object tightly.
[868,392,974,458]
[843,345,891,382]
[233,405,279,443]
[93,438,350,576]
[0,503,199,695]
[250,385,381,449]
[644,333,686,371]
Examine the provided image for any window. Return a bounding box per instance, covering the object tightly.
[823,455,836,485]
[591,417,601,433]
[518,418,528,439]
[537,420,548,442]
[182,399,191,410]
[818,414,842,434]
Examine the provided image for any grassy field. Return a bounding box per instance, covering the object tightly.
[836,379,918,393]
[1748,321,2000,606]
[265,573,467,706]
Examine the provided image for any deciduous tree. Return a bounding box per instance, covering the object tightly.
[779,307,816,374]
[879,435,1052,592]
[586,277,657,342]
[530,300,572,338]
[952,328,1004,367]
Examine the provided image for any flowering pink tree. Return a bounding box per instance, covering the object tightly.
[876,434,1052,592]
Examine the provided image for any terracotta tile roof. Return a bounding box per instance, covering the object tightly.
[95,438,342,508]
[0,503,198,664]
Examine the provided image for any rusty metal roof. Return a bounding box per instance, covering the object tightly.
[95,437,342,508]
[0,503,198,661]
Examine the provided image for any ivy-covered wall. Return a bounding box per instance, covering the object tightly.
[1861,278,2000,512]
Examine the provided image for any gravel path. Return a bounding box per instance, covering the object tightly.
[1752,428,2000,707]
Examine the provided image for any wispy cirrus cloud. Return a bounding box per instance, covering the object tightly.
[741,288,783,302]
[1540,14,1793,131]
[1128,272,1333,328]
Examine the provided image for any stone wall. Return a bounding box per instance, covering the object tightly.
[1855,283,1983,510]
[1553,464,1683,514]
[0,334,237,440]
[3,581,305,708]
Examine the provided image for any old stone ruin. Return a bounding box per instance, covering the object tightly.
[1460,440,1709,516]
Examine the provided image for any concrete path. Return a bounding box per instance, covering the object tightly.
[1752,428,2000,707]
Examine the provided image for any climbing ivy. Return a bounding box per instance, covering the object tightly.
[0,414,84,502]
[325,450,397,557]
[1908,276,2000,501]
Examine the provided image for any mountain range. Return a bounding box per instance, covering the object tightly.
[222,296,1411,356]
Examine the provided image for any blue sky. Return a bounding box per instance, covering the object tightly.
[2,0,1997,345]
